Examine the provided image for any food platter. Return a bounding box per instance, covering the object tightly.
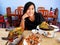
[5,27,23,45]
[23,39,40,45]
[40,26,54,31]
[23,33,41,45]
[38,22,59,31]
[6,35,23,45]
[37,25,59,31]
[36,25,59,37]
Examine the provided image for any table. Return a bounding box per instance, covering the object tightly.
[0,28,9,45]
[17,31,60,45]
[0,29,60,45]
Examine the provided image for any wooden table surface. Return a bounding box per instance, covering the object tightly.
[0,28,9,45]
[17,30,60,45]
[0,28,60,45]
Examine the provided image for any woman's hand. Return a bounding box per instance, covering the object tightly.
[22,13,29,20]
[20,13,29,31]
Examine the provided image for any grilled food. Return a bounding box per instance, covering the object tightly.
[39,22,54,30]
[25,33,42,45]
[8,27,23,40]
[39,22,49,29]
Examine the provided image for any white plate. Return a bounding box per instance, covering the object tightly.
[56,38,60,43]
[50,25,59,32]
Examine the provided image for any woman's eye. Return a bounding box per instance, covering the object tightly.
[32,8,34,10]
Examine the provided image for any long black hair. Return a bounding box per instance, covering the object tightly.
[23,2,36,15]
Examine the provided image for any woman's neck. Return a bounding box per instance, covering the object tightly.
[29,15,35,22]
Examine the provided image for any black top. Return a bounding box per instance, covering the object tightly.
[25,13,45,30]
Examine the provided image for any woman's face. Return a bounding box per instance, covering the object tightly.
[26,5,35,17]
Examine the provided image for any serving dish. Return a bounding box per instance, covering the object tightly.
[23,33,41,45]
[36,25,59,38]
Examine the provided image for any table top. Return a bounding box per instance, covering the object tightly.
[0,28,60,45]
[17,30,60,45]
[0,28,10,45]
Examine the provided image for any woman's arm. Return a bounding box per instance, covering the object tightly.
[20,18,25,31]
[20,14,29,31]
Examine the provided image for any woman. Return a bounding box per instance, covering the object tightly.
[20,2,45,30]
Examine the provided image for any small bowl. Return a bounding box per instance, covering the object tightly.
[32,29,38,34]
